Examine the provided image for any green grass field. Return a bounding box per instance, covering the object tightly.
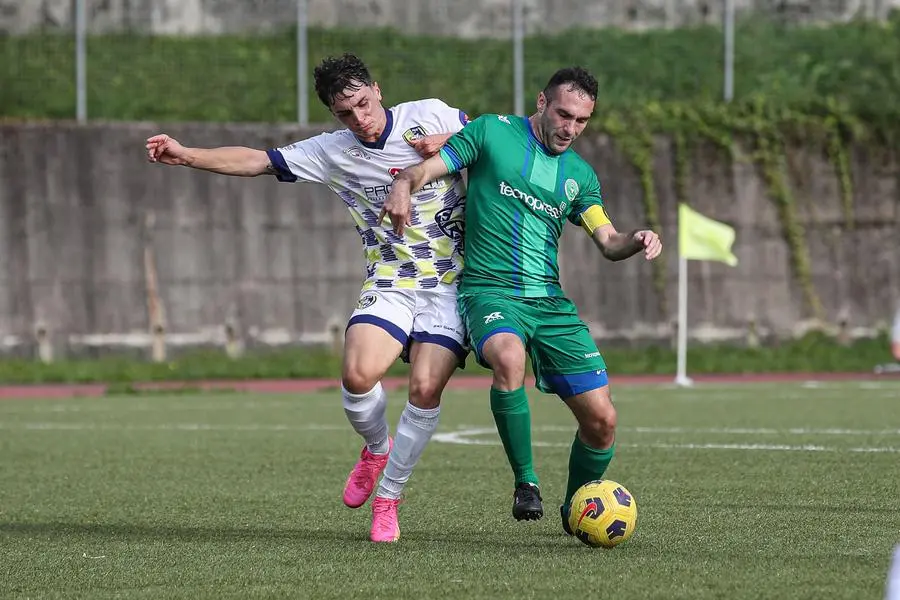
[1,381,899,599]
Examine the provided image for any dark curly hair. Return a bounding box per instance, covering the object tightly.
[543,66,598,103]
[313,53,374,108]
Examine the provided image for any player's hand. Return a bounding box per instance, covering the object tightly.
[412,134,448,159]
[633,230,662,260]
[146,134,190,166]
[892,342,900,362]
[379,181,413,236]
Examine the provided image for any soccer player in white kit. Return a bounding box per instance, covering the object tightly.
[146,54,468,542]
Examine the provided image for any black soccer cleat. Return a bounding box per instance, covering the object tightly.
[560,504,574,536]
[512,482,544,521]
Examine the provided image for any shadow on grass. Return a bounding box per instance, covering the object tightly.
[0,521,589,552]
[0,521,368,543]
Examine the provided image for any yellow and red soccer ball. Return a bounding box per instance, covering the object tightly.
[568,480,638,548]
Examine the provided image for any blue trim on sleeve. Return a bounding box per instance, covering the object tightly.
[265,149,297,183]
[440,146,464,173]
[542,370,609,399]
[458,110,469,126]
[358,108,393,150]
[410,331,468,361]
[346,314,409,347]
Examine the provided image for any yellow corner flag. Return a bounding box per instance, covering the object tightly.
[678,204,738,266]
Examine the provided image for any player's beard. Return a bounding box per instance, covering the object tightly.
[535,113,569,155]
[545,125,570,155]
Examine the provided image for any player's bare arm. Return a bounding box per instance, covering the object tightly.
[412,133,453,159]
[146,134,271,177]
[592,223,662,262]
[379,154,451,235]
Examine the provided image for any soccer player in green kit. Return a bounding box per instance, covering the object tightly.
[380,67,662,534]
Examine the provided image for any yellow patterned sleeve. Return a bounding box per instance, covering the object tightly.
[579,205,612,236]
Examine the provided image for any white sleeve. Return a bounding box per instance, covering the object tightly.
[425,99,470,135]
[265,133,331,184]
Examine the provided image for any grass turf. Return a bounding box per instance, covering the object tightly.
[1,380,898,599]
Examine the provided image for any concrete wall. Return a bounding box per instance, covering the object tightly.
[2,0,899,36]
[0,121,897,358]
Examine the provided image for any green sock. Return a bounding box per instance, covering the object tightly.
[490,387,538,486]
[564,434,615,506]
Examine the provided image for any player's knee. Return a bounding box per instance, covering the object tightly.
[485,343,527,388]
[341,363,381,395]
[579,404,617,448]
[408,375,442,410]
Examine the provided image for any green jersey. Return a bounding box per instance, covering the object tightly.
[439,114,609,298]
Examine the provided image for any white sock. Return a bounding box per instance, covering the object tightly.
[342,382,390,455]
[376,402,441,500]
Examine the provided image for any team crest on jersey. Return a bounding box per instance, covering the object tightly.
[435,206,465,253]
[357,293,377,309]
[402,126,428,146]
[564,179,579,201]
[344,146,372,160]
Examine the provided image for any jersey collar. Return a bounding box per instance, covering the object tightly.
[523,116,550,155]
[523,116,566,157]
[357,108,394,150]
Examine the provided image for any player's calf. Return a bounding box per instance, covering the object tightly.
[574,402,617,449]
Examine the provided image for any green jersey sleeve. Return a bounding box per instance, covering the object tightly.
[568,169,612,234]
[439,114,488,174]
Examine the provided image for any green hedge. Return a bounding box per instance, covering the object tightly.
[0,333,892,384]
[2,18,899,123]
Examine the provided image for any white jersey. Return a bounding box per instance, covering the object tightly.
[267,98,468,293]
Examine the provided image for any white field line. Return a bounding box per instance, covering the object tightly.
[0,422,345,432]
[16,401,305,413]
[458,425,900,436]
[5,383,897,413]
[2,422,899,453]
[432,427,900,454]
[3,422,898,436]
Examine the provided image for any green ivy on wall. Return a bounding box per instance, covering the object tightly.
[594,97,873,321]
[599,111,668,318]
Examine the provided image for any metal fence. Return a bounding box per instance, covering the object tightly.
[0,0,757,125]
[2,0,898,124]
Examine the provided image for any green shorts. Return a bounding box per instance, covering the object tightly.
[459,290,608,398]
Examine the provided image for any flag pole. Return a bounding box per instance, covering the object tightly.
[674,254,693,387]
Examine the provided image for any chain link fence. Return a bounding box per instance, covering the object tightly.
[1,0,519,124]
[1,0,898,123]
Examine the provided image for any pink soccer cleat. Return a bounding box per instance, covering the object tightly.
[370,496,401,543]
[342,438,392,508]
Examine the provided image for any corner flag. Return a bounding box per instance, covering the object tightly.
[674,204,739,387]
[678,204,738,266]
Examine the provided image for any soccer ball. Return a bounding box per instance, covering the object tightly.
[568,479,638,548]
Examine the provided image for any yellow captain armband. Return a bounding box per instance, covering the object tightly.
[580,205,612,236]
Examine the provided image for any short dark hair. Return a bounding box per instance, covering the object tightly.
[543,66,598,102]
[314,53,374,108]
